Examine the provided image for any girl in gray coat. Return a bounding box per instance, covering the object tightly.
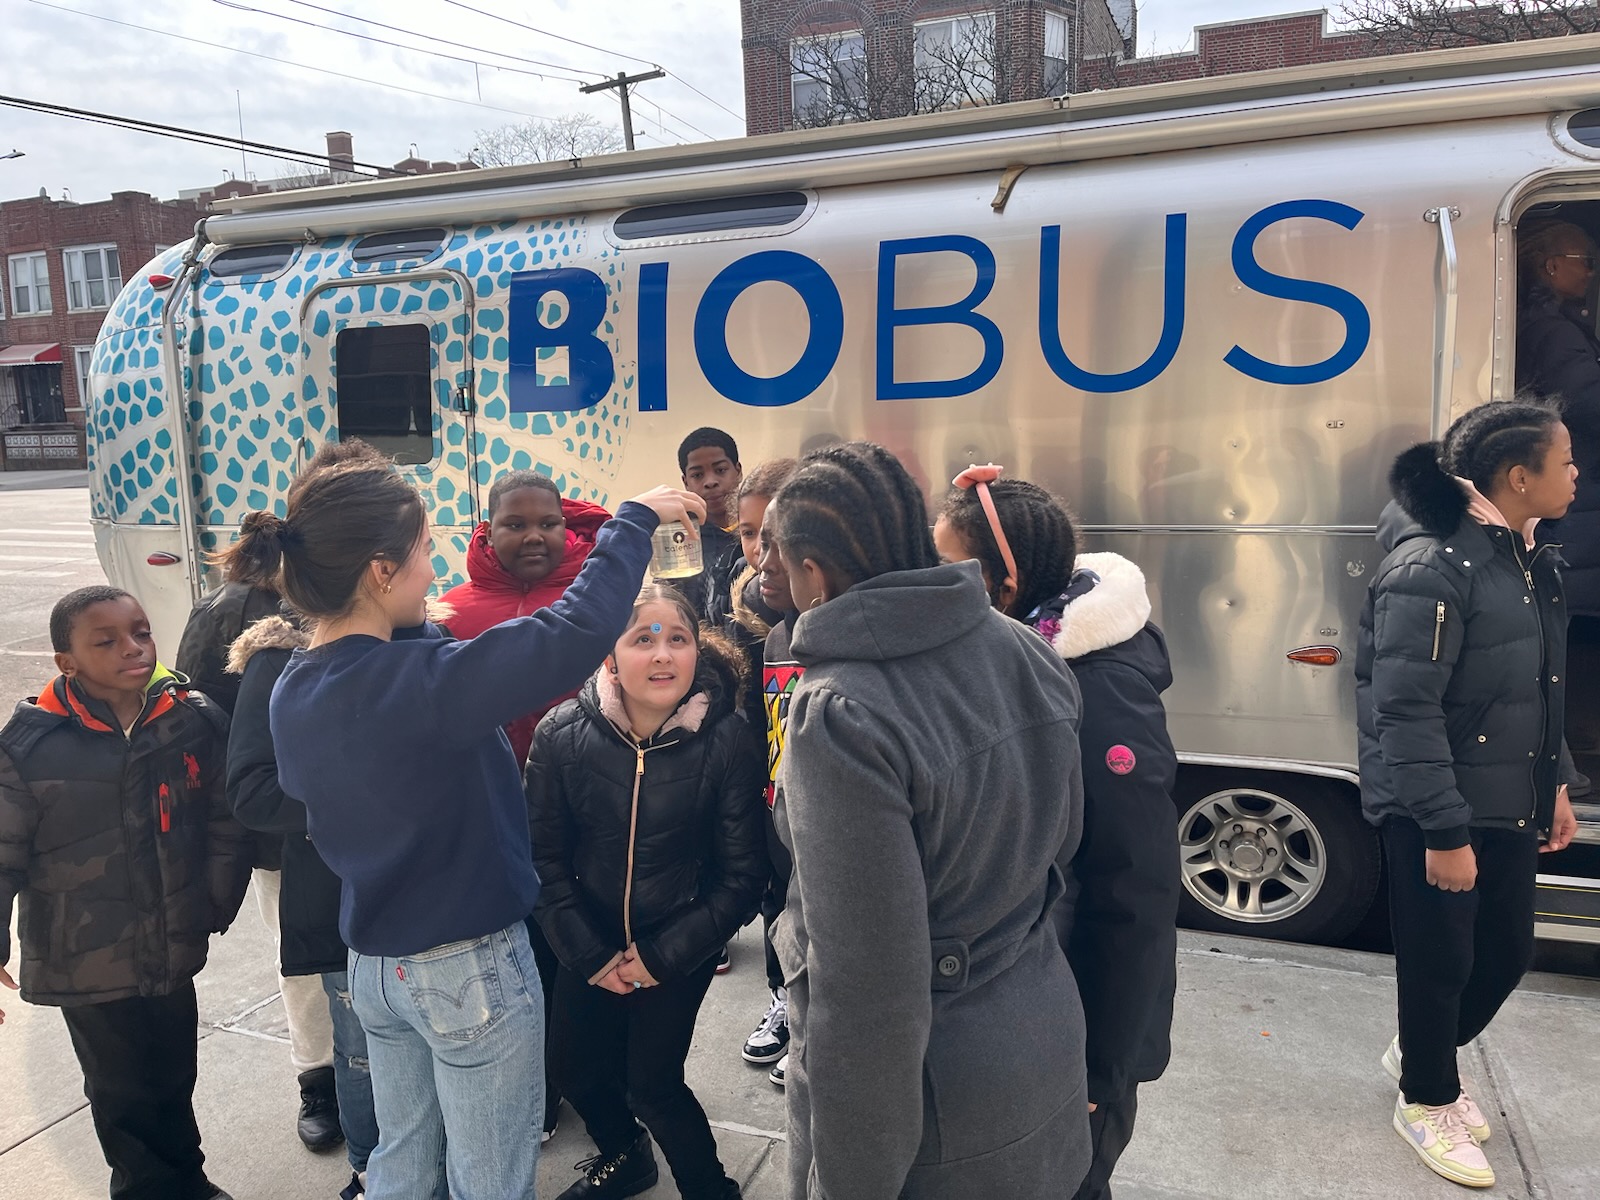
[766,442,1091,1200]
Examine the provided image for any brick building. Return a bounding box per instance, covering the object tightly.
[744,5,1584,136]
[180,132,479,207]
[0,190,201,467]
[742,0,1137,135]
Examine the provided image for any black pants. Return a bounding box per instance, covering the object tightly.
[1383,817,1538,1107]
[761,819,793,993]
[59,981,212,1200]
[552,957,726,1198]
[1071,1087,1139,1200]
[1566,614,1600,759]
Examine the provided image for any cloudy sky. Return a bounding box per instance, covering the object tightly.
[2,0,1328,203]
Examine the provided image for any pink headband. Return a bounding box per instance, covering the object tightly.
[952,463,1018,595]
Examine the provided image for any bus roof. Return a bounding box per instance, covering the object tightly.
[203,34,1600,244]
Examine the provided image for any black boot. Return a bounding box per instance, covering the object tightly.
[556,1125,659,1199]
[295,1066,344,1152]
[684,1178,742,1200]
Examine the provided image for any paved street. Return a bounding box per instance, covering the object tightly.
[2,477,1599,1199]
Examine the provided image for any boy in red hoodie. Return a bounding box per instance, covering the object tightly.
[442,471,611,767]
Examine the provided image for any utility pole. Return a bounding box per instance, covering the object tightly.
[579,69,666,151]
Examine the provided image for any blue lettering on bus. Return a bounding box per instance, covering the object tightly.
[508,199,1370,412]
[877,235,1003,401]
[693,250,844,407]
[1224,199,1371,386]
[1039,213,1187,394]
[507,268,614,412]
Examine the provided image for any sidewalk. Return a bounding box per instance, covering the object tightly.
[0,469,87,491]
[3,902,1596,1199]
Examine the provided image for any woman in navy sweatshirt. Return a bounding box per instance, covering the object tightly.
[228,440,702,1200]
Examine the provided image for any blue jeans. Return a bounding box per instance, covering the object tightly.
[322,971,380,1172]
[350,924,544,1200]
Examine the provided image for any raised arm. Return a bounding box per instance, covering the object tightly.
[430,490,705,744]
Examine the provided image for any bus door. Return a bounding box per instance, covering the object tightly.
[298,272,481,529]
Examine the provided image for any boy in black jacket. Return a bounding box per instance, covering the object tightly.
[0,586,250,1200]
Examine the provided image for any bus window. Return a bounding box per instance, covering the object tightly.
[334,324,433,465]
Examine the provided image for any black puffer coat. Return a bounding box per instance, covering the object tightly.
[527,641,767,984]
[0,672,251,1005]
[1518,285,1600,614]
[1356,443,1578,849]
[225,616,346,977]
[1028,553,1180,1106]
[174,581,289,716]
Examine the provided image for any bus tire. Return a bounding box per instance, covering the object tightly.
[1172,770,1381,945]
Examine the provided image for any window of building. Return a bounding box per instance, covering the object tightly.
[914,12,997,107]
[63,245,122,311]
[1044,11,1070,95]
[72,347,95,410]
[8,252,51,315]
[791,32,867,122]
[334,325,434,465]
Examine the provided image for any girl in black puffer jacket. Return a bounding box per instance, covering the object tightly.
[1356,402,1580,1190]
[527,584,767,1200]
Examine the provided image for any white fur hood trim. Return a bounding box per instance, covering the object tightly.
[592,665,710,737]
[1052,552,1152,661]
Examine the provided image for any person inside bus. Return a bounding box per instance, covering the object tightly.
[933,466,1179,1200]
[235,439,702,1200]
[527,584,766,1200]
[766,442,1092,1198]
[1356,402,1581,1190]
[721,460,800,1081]
[1517,219,1600,788]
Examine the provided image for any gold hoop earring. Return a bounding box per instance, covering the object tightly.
[808,596,823,609]
[382,582,393,594]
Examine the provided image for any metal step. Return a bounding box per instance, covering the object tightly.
[1536,873,1600,944]
[1571,801,1600,844]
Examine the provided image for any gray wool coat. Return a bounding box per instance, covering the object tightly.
[771,561,1090,1200]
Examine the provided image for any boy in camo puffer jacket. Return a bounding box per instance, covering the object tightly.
[0,586,251,1200]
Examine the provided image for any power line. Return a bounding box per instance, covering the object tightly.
[631,84,717,141]
[437,0,744,129]
[211,0,594,86]
[0,93,393,176]
[438,0,661,69]
[277,0,607,81]
[664,73,745,125]
[27,0,558,122]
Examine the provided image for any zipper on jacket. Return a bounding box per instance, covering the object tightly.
[1515,540,1553,824]
[1432,602,1445,662]
[157,783,172,834]
[622,744,645,946]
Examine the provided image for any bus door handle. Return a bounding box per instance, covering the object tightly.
[1426,205,1461,439]
[294,436,312,474]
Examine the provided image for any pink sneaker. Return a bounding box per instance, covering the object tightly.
[1454,1090,1490,1143]
[1394,1097,1494,1188]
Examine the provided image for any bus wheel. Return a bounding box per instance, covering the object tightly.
[1173,772,1381,945]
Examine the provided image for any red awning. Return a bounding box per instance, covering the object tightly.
[0,343,62,366]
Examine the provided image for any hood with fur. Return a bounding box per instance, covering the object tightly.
[1036,553,1153,661]
[225,615,309,675]
[730,563,777,639]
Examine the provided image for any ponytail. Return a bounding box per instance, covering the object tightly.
[214,509,292,590]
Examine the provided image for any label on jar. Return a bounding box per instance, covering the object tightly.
[650,521,703,579]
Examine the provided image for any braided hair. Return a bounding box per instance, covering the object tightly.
[939,479,1077,618]
[1440,399,1562,496]
[769,441,938,588]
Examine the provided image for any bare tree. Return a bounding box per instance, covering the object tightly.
[466,112,626,166]
[788,12,1007,128]
[1337,0,1600,49]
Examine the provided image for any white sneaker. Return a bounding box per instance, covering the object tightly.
[1383,1036,1490,1142]
[741,990,789,1064]
[769,1053,788,1088]
[1394,1096,1494,1188]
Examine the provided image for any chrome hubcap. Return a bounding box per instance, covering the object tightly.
[1178,789,1328,923]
